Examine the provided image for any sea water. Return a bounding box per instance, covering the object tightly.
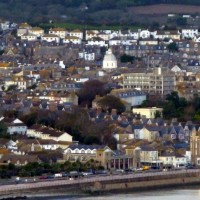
[29,186,200,200]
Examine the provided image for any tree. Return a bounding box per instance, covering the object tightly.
[167,42,179,52]
[163,101,177,119]
[193,94,200,111]
[77,80,108,107]
[97,95,126,114]
[84,135,101,145]
[154,110,161,118]
[20,112,38,127]
[193,111,200,121]
[163,91,188,119]
[166,91,187,108]
[1,85,5,91]
[0,122,9,139]
[6,84,17,92]
[120,54,135,63]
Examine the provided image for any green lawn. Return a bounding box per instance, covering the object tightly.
[39,22,143,31]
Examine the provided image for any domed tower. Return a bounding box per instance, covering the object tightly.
[102,48,117,69]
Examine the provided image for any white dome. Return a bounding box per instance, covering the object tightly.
[104,49,117,62]
[102,48,117,69]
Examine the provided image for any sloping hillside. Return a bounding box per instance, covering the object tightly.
[1,0,200,24]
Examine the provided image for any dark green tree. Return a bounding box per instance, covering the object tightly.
[120,54,135,63]
[77,80,109,107]
[154,110,161,118]
[0,122,9,139]
[97,95,126,114]
[167,42,179,52]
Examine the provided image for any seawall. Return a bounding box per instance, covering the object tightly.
[1,169,200,198]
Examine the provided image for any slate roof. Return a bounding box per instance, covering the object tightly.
[160,152,175,157]
[132,124,144,131]
[140,145,156,151]
[68,144,107,150]
[173,143,189,149]
[29,124,69,138]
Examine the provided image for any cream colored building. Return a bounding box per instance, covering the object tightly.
[132,107,163,119]
[29,27,44,37]
[63,36,82,44]
[64,144,133,170]
[17,23,32,37]
[69,29,83,39]
[41,34,60,43]
[49,28,66,39]
[123,67,176,96]
[159,153,187,168]
[21,33,37,41]
[27,124,73,142]
[190,131,200,166]
[102,48,117,69]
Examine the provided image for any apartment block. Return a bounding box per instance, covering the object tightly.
[122,67,176,96]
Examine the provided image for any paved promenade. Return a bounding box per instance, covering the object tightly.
[0,169,200,195]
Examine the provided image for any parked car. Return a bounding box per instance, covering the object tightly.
[54,173,62,178]
[95,170,109,175]
[186,164,195,169]
[39,176,48,180]
[69,171,82,178]
[151,166,160,170]
[47,175,55,179]
[134,168,143,172]
[82,172,94,176]
[124,168,134,173]
[142,166,151,171]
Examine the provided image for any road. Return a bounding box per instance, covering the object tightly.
[0,169,199,194]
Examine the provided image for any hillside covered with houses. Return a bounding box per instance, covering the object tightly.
[1,17,200,177]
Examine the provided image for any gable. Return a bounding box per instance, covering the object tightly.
[13,119,24,124]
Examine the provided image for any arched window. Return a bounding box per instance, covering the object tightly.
[75,149,79,154]
[87,150,91,154]
[81,150,85,154]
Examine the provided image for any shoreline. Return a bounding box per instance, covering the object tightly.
[1,170,200,199]
[3,184,200,200]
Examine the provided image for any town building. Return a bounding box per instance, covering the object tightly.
[122,67,176,96]
[27,124,73,142]
[28,27,44,37]
[110,89,146,107]
[159,152,187,168]
[21,33,37,41]
[102,48,117,70]
[0,118,27,135]
[132,107,163,119]
[64,144,133,170]
[49,28,66,39]
[190,131,200,166]
[41,34,60,43]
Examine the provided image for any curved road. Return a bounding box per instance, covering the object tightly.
[0,169,200,194]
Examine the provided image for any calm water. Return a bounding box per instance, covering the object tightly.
[29,187,200,200]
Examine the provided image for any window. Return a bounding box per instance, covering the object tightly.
[87,150,91,154]
[75,149,79,154]
[81,150,85,154]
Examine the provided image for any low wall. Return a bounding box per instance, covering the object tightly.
[1,170,200,198]
[84,170,200,193]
